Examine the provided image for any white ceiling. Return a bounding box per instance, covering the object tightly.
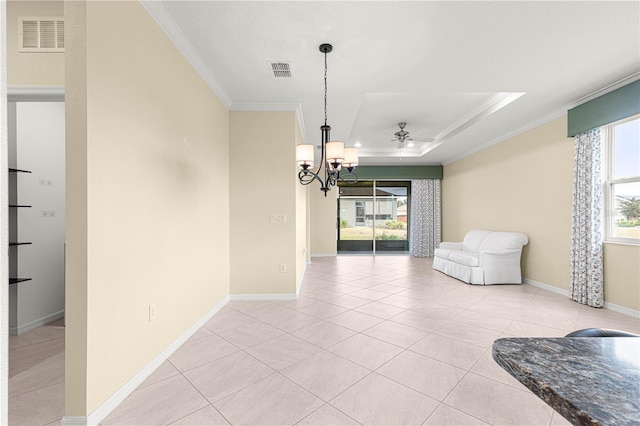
[145,1,640,165]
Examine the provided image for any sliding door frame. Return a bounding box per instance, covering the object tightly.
[337,179,411,256]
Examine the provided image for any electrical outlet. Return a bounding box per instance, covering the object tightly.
[149,303,157,322]
[279,264,287,273]
[41,211,56,218]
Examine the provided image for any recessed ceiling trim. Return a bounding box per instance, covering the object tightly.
[357,92,525,159]
[434,92,526,143]
[140,2,232,108]
[414,92,525,158]
[442,74,640,165]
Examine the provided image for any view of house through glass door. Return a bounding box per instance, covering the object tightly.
[337,181,410,254]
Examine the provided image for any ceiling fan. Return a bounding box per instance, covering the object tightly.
[390,122,434,148]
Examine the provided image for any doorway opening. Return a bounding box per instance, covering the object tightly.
[337,180,410,255]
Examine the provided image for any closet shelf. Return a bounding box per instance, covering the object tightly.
[9,278,32,285]
[9,167,34,287]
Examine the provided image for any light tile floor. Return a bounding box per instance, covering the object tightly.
[9,256,640,425]
[8,317,65,426]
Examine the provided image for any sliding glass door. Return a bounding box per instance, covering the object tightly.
[373,183,409,253]
[337,181,410,255]
[337,182,374,254]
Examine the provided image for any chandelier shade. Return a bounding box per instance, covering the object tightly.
[343,147,359,170]
[325,141,345,166]
[296,144,314,169]
[296,43,358,196]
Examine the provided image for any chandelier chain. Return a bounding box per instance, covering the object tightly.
[324,50,328,126]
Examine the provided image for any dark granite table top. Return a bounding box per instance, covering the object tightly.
[492,337,640,426]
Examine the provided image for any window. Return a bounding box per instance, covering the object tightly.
[602,115,640,244]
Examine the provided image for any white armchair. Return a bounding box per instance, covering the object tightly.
[433,230,528,285]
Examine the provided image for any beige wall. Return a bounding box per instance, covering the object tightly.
[7,0,64,86]
[443,116,639,312]
[229,111,299,295]
[310,186,338,256]
[603,243,639,311]
[65,0,230,415]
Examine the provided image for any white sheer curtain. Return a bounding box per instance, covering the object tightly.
[570,128,603,307]
[409,179,441,257]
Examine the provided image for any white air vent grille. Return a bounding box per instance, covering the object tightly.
[19,17,64,52]
[270,62,291,78]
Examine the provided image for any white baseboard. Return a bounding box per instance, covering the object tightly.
[310,253,337,258]
[524,278,640,319]
[230,293,297,301]
[10,309,64,336]
[603,301,640,319]
[60,417,88,426]
[61,296,230,426]
[523,278,569,297]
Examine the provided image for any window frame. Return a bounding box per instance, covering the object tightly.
[602,114,640,245]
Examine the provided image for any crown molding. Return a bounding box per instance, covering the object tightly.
[7,86,65,101]
[230,101,301,112]
[140,1,232,109]
[568,72,640,108]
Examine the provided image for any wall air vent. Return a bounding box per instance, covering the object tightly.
[270,62,291,78]
[19,17,64,52]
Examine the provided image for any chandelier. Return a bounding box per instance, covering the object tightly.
[296,43,358,196]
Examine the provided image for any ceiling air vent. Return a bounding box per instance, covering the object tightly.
[19,17,64,52]
[270,62,291,78]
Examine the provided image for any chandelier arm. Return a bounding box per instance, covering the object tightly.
[338,171,358,183]
[310,153,324,180]
[298,169,325,186]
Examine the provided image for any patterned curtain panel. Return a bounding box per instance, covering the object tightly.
[570,128,603,308]
[409,179,441,257]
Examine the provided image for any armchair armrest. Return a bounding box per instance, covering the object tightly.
[439,242,463,250]
[478,249,522,267]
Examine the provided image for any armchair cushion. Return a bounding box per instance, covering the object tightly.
[449,252,479,267]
